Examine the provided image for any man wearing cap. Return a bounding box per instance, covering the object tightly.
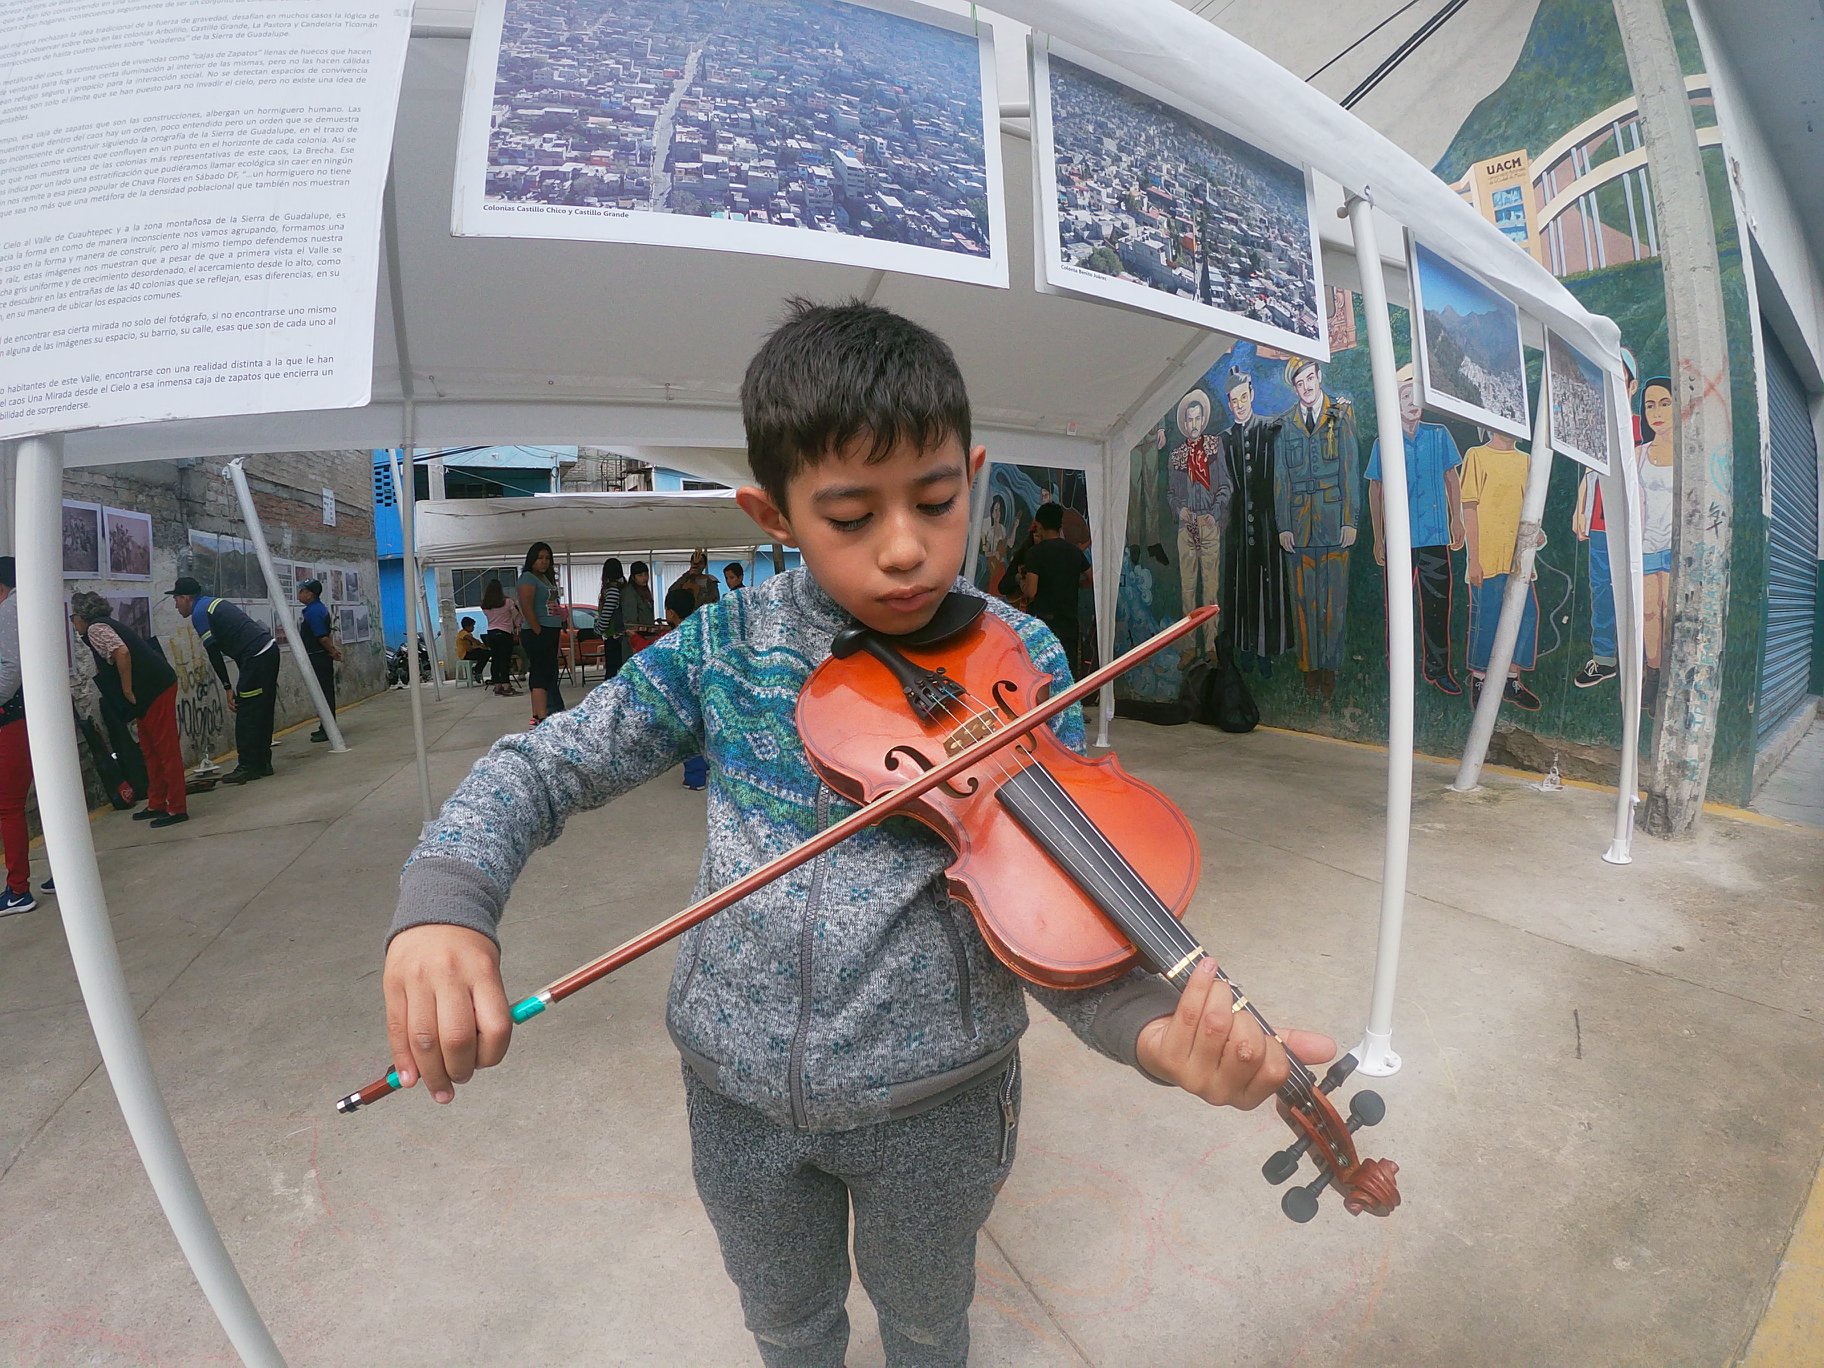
[168,575,279,783]
[297,578,341,742]
[1218,367,1292,671]
[1167,387,1231,661]
[1272,356,1359,698]
[1367,363,1465,695]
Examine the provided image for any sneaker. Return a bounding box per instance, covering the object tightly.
[309,729,329,743]
[149,812,190,828]
[132,807,167,821]
[221,768,258,785]
[38,877,54,895]
[1572,659,1618,689]
[0,889,36,916]
[1503,677,1543,711]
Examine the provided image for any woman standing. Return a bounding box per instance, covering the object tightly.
[621,561,657,644]
[1637,377,1676,711]
[595,557,627,678]
[70,591,187,828]
[480,578,520,696]
[516,542,566,723]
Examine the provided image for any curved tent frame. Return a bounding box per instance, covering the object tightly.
[0,2,1642,1361]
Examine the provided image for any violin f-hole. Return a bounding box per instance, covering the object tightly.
[885,745,980,798]
[989,679,1037,756]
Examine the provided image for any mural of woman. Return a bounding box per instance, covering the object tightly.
[1637,376,1676,708]
[981,495,1010,599]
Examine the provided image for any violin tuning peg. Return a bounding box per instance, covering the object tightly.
[1262,1142,1306,1186]
[1320,1052,1359,1095]
[1281,1169,1331,1224]
[1348,1089,1386,1129]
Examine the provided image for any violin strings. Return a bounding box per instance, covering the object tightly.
[919,682,1321,1107]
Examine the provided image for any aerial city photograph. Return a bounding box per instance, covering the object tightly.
[1546,330,1612,470]
[480,0,995,263]
[1043,53,1322,348]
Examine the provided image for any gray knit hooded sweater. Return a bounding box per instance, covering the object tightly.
[393,570,1177,1132]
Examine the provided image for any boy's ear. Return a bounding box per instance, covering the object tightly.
[967,443,987,483]
[736,485,796,547]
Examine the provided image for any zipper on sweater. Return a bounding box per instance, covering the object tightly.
[788,785,833,1130]
[938,901,975,1038]
[997,1052,1020,1165]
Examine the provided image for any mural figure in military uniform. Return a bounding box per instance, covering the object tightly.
[1273,356,1359,698]
[1218,367,1292,672]
[1167,388,1231,661]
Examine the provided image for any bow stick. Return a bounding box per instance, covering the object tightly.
[337,604,1219,1114]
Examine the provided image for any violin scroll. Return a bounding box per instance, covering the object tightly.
[1262,1052,1402,1222]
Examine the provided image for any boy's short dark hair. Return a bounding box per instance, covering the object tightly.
[1034,503,1065,532]
[742,298,971,505]
[664,582,698,621]
[461,616,475,628]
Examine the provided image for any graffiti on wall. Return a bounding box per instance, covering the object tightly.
[163,624,228,765]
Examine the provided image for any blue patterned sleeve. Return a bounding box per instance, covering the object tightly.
[1010,614,1086,757]
[390,615,708,946]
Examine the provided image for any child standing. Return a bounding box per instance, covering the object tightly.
[382,301,1331,1367]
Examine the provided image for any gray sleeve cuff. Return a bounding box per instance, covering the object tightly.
[388,856,509,951]
[1088,973,1183,1084]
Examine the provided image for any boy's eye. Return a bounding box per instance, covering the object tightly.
[827,514,871,533]
[919,496,960,517]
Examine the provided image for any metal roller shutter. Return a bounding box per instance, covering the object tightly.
[1758,324,1821,742]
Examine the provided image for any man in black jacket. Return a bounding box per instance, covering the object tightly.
[168,575,279,784]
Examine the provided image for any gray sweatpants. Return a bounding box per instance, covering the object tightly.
[684,1056,1022,1368]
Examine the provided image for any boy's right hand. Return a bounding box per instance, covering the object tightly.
[383,924,512,1104]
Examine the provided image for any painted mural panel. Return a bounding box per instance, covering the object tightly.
[974,462,1095,675]
[1108,0,1764,802]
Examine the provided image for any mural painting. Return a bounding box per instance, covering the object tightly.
[975,463,1093,674]
[1111,0,1766,802]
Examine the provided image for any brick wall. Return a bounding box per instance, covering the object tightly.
[55,450,384,804]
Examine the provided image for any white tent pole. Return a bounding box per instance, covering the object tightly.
[383,162,434,824]
[12,434,287,1368]
[391,447,433,825]
[1347,194,1413,1079]
[224,459,347,753]
[1601,365,1644,863]
[416,563,445,701]
[1451,387,1555,790]
[1091,440,1127,749]
[962,463,991,587]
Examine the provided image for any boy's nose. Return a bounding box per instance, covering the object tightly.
[876,514,925,573]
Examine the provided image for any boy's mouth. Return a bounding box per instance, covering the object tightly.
[878,586,938,613]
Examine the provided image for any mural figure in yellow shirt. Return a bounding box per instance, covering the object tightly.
[1462,430,1541,711]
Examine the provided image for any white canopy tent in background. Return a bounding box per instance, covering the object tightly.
[1,2,1644,1362]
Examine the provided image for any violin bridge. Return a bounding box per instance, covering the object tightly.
[944,710,1001,756]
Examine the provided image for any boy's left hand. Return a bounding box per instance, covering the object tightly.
[1136,959,1337,1111]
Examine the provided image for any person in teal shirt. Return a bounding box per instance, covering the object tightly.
[515,542,565,723]
[1367,365,1466,695]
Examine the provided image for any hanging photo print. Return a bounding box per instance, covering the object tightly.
[104,507,155,581]
[1544,330,1612,475]
[1406,233,1530,440]
[1030,37,1327,359]
[62,502,103,577]
[451,0,1007,288]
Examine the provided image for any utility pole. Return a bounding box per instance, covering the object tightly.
[1613,0,1734,836]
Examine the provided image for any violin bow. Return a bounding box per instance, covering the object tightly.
[337,605,1220,1114]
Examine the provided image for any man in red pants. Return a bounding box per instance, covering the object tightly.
[0,557,41,916]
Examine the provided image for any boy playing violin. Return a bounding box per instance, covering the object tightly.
[383,300,1334,1367]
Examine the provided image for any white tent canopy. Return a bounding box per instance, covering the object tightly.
[415,490,768,563]
[3,3,1644,1362]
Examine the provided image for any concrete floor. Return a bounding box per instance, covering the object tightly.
[2,679,1822,1367]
